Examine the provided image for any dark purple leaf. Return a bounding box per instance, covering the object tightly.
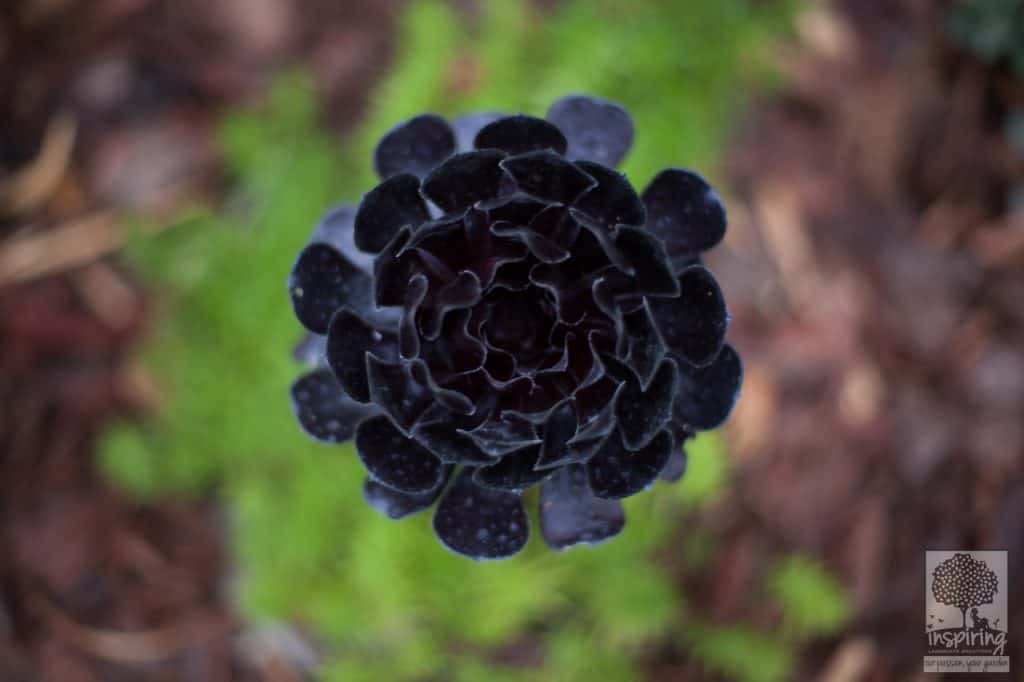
[535,399,580,468]
[408,359,477,415]
[659,447,688,483]
[355,415,445,494]
[433,470,529,560]
[474,444,553,492]
[672,344,743,430]
[421,150,506,213]
[649,266,728,367]
[374,226,417,307]
[293,332,327,367]
[500,150,596,204]
[452,111,505,152]
[571,214,633,274]
[355,173,429,254]
[573,376,621,439]
[491,219,569,264]
[419,270,482,341]
[413,422,495,465]
[326,308,396,403]
[540,464,625,550]
[614,358,677,450]
[614,226,679,297]
[290,369,375,443]
[617,302,666,389]
[477,193,553,226]
[363,473,449,520]
[642,168,726,268]
[547,95,634,168]
[587,429,672,499]
[289,243,374,334]
[571,160,645,229]
[399,274,428,360]
[474,115,568,156]
[419,309,487,375]
[530,204,580,250]
[463,414,540,456]
[375,114,455,180]
[366,355,434,434]
[310,204,375,272]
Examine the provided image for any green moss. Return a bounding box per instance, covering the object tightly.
[687,622,796,682]
[767,554,852,638]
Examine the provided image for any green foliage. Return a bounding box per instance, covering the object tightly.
[947,0,1024,74]
[677,554,852,682]
[97,0,818,680]
[686,622,796,682]
[767,555,852,638]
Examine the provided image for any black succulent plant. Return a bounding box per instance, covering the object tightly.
[288,95,742,560]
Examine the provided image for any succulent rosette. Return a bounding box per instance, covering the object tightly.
[288,95,742,560]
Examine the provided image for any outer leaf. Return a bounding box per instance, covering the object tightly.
[433,470,530,560]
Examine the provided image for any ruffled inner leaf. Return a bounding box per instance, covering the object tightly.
[491,221,570,264]
[616,302,667,389]
[421,150,507,213]
[326,308,396,403]
[571,160,646,229]
[614,226,679,297]
[419,271,483,341]
[500,150,597,204]
[366,355,434,434]
[535,399,581,469]
[474,444,553,492]
[614,357,677,450]
[413,422,496,465]
[374,226,417,307]
[462,414,541,456]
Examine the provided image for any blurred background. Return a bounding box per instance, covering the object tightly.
[1,0,1022,680]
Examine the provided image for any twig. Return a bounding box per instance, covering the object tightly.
[31,594,230,665]
[0,211,119,286]
[819,636,877,682]
[0,113,77,216]
[71,262,139,331]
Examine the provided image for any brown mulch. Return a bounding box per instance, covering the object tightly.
[0,1,399,680]
[652,1,1023,680]
[0,278,238,681]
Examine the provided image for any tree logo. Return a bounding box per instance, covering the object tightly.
[925,550,1008,674]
